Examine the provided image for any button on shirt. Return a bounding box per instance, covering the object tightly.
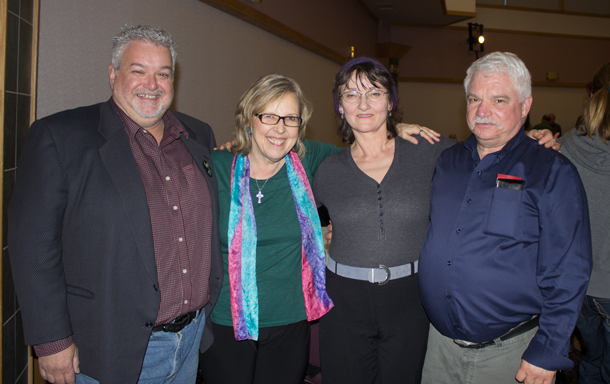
[116,102,213,326]
[419,129,592,371]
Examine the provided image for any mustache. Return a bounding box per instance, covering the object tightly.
[470,116,500,126]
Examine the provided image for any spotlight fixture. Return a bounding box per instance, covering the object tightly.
[349,46,356,58]
[468,23,485,59]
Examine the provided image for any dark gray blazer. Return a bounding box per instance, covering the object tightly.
[8,99,223,383]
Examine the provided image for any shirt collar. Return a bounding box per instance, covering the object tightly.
[112,99,188,141]
[463,126,526,161]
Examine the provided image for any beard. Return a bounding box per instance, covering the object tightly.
[133,101,165,119]
[132,89,169,119]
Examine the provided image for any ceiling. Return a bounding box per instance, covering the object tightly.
[359,0,469,26]
[359,0,610,26]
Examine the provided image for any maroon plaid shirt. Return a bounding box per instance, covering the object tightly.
[34,104,213,356]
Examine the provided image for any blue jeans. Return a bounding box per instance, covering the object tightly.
[577,295,610,384]
[137,309,205,384]
[75,373,98,384]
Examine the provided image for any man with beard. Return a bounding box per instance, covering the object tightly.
[8,25,222,384]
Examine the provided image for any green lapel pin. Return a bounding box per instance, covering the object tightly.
[203,160,212,177]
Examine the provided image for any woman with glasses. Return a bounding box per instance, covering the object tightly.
[313,57,559,384]
[199,74,335,383]
[199,73,438,383]
[312,58,455,383]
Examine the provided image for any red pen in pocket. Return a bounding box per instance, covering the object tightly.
[496,174,524,190]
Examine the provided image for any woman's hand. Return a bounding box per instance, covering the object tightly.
[396,123,441,145]
[215,141,234,151]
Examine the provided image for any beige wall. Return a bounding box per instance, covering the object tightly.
[390,6,609,141]
[236,0,378,59]
[394,25,610,84]
[36,0,599,148]
[36,0,345,146]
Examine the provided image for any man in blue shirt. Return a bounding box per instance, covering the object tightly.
[419,52,591,384]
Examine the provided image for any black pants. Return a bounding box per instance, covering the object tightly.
[200,320,310,384]
[320,270,429,384]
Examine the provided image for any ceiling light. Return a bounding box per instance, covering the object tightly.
[468,23,485,59]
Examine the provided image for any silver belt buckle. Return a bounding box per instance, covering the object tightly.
[368,264,391,285]
[453,339,473,347]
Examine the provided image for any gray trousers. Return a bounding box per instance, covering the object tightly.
[421,323,545,384]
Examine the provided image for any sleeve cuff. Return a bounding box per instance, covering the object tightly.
[33,336,73,357]
[522,336,574,371]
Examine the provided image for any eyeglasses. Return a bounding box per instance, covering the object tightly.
[255,113,302,127]
[340,89,388,103]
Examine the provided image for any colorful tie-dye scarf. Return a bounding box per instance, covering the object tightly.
[228,151,333,340]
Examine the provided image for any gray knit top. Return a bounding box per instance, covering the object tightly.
[560,128,610,298]
[313,136,455,268]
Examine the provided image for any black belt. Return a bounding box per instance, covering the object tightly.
[152,310,198,333]
[453,316,539,349]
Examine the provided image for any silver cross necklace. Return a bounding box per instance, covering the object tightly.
[253,160,282,204]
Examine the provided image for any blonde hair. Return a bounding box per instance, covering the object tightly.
[232,74,313,158]
[579,63,610,143]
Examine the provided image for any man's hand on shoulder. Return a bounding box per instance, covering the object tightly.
[39,343,80,384]
[324,221,333,246]
[515,359,556,384]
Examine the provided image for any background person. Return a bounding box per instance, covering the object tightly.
[532,114,553,133]
[549,113,562,137]
[533,114,561,138]
[560,62,610,384]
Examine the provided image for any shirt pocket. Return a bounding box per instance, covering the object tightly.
[483,187,523,239]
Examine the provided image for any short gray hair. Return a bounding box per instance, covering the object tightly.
[111,25,177,74]
[464,52,531,102]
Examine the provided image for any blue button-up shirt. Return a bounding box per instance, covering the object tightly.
[419,129,591,371]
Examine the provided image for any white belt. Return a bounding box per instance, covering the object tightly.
[327,256,418,285]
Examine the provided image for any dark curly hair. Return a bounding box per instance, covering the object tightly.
[332,57,403,144]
